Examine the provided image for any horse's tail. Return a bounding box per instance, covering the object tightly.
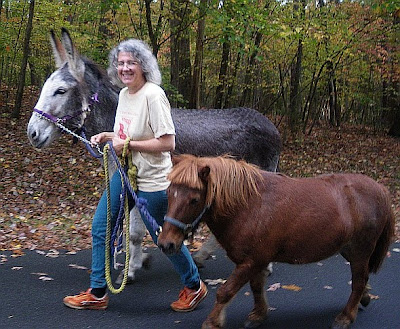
[368,190,395,274]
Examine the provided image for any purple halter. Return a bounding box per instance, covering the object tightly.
[33,93,99,124]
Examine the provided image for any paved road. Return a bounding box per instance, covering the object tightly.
[1,243,399,329]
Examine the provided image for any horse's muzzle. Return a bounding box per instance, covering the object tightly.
[158,241,181,255]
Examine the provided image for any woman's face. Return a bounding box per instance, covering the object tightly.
[117,51,146,91]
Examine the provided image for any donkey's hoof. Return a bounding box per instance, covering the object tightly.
[360,293,371,307]
[142,254,153,270]
[115,272,135,285]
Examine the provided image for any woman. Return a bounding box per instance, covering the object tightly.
[63,39,207,312]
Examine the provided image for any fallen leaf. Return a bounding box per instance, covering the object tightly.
[31,272,48,276]
[392,248,400,253]
[68,264,88,270]
[39,276,54,281]
[369,294,379,300]
[282,284,302,292]
[204,278,226,286]
[12,266,23,270]
[323,285,333,290]
[267,283,281,291]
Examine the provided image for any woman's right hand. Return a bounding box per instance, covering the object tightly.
[91,132,115,145]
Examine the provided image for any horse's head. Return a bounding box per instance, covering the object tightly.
[158,155,210,255]
[27,28,91,149]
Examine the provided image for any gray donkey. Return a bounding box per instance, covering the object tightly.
[27,28,281,283]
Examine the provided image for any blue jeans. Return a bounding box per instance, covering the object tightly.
[90,170,200,289]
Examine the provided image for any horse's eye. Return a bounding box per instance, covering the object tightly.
[190,198,199,205]
[54,88,66,96]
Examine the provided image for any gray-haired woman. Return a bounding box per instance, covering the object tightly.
[63,39,207,312]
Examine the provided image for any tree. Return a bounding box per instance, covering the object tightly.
[189,0,206,109]
[12,0,34,119]
[170,0,192,108]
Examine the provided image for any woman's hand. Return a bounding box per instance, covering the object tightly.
[90,132,115,145]
[111,136,128,156]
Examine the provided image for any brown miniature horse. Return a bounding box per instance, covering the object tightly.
[158,155,395,329]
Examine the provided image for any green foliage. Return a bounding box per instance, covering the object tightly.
[0,0,398,130]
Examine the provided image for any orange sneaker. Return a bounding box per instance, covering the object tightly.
[170,280,208,312]
[63,289,109,310]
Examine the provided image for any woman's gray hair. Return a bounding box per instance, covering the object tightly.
[107,39,161,87]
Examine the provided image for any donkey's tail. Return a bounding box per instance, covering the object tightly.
[369,194,395,274]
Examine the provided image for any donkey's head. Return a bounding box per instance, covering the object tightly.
[27,28,91,149]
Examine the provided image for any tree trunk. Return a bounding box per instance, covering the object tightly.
[225,51,241,109]
[327,60,339,127]
[145,0,164,57]
[170,0,192,108]
[288,38,303,133]
[240,31,262,107]
[214,40,230,109]
[12,0,34,119]
[189,0,206,109]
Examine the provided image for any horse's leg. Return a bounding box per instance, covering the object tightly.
[193,235,272,276]
[202,263,255,329]
[333,260,370,329]
[244,269,269,329]
[360,283,371,307]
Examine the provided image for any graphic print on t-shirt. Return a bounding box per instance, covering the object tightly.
[118,118,132,140]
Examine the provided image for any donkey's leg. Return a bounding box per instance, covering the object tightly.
[244,269,269,329]
[116,207,147,284]
[332,260,370,329]
[202,263,255,329]
[129,207,148,278]
[193,233,219,268]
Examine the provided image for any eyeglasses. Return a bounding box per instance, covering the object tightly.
[115,61,138,69]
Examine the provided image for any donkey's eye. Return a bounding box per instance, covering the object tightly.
[54,88,66,96]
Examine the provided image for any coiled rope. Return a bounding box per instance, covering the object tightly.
[103,138,134,294]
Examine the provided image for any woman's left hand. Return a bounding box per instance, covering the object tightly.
[111,136,128,156]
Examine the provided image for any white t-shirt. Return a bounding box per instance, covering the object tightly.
[113,82,175,192]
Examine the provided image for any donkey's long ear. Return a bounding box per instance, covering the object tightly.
[50,30,67,68]
[60,28,85,81]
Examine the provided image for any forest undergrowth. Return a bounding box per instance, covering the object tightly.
[1,91,399,253]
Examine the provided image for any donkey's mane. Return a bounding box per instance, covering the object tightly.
[168,155,263,217]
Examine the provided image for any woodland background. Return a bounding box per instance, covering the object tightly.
[0,0,399,252]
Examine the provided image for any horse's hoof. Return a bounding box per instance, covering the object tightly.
[331,319,350,329]
[360,294,371,307]
[201,320,220,329]
[142,254,153,270]
[244,319,264,328]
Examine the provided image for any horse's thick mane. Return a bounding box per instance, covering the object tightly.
[168,155,263,217]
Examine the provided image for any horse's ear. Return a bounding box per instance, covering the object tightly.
[50,30,67,68]
[199,165,210,182]
[171,154,182,166]
[60,28,85,81]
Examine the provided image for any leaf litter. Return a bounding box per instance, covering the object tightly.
[1,101,399,254]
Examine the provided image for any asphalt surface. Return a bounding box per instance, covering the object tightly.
[1,243,399,329]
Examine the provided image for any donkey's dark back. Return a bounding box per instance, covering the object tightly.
[172,107,281,171]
